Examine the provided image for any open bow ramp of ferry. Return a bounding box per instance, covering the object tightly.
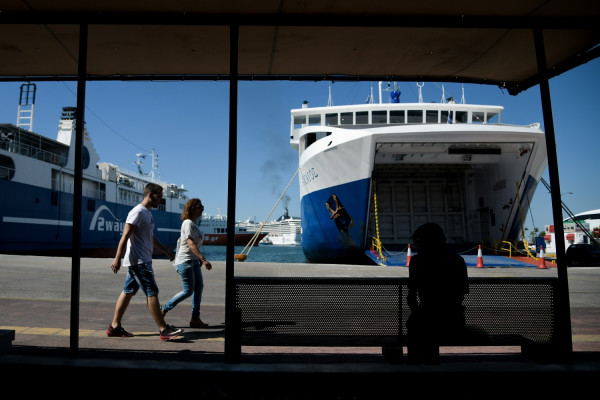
[292,83,547,264]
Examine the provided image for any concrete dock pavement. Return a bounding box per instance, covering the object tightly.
[0,254,599,397]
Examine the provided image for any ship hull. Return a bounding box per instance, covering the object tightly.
[0,178,181,257]
[0,179,267,256]
[1,108,264,257]
[292,102,547,264]
[301,178,371,263]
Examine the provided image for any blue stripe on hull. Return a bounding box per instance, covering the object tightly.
[301,178,371,263]
[0,179,180,256]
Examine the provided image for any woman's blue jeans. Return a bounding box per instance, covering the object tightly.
[162,260,204,319]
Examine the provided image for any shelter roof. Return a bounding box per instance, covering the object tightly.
[0,1,598,94]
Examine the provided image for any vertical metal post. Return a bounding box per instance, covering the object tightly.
[69,23,88,357]
[224,24,239,363]
[533,28,572,358]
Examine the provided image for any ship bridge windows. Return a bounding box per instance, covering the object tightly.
[340,112,353,125]
[293,107,502,141]
[407,110,423,123]
[455,111,468,123]
[308,115,321,126]
[0,155,15,180]
[356,111,369,124]
[472,112,485,124]
[390,110,405,124]
[296,114,323,129]
[441,111,451,123]
[294,115,306,129]
[426,110,438,123]
[372,110,387,124]
[325,113,338,126]
[471,111,499,124]
[486,112,499,123]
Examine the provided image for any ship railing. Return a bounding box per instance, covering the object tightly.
[1,140,67,167]
[116,167,189,201]
[52,179,72,193]
[116,166,166,186]
[0,165,15,180]
[89,188,106,201]
[51,179,107,201]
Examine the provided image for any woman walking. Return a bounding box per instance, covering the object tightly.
[161,198,212,328]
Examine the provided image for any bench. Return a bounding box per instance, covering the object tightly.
[230,276,568,363]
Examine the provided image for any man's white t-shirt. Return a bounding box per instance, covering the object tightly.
[123,204,155,267]
[175,219,204,264]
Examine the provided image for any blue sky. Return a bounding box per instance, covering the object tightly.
[0,57,598,233]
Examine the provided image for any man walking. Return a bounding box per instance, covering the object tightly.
[107,182,183,340]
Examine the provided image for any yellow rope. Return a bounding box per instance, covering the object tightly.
[514,181,538,260]
[372,181,386,265]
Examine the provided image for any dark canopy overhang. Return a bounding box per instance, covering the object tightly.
[0,1,598,94]
[1,0,596,359]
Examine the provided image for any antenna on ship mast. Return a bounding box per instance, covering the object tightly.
[417,82,424,103]
[134,148,160,179]
[366,83,374,104]
[17,83,36,131]
[383,82,401,103]
[150,148,159,180]
[461,84,466,104]
[328,82,334,107]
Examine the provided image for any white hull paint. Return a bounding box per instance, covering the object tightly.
[290,91,547,263]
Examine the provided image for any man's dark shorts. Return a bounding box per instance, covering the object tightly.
[122,262,159,297]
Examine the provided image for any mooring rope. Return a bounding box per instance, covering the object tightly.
[236,167,300,261]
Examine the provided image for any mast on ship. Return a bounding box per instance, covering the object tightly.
[379,82,401,104]
[135,148,160,179]
[17,83,36,132]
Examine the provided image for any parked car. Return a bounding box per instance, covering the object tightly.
[565,244,600,267]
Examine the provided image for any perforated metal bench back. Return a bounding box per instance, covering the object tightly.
[460,278,557,344]
[235,277,403,346]
[234,276,558,347]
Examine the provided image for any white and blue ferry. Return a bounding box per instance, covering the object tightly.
[291,83,548,263]
[0,106,190,257]
[0,103,262,257]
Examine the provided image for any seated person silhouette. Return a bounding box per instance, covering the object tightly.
[406,223,468,365]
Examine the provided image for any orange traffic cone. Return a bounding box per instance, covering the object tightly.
[538,247,547,269]
[406,244,412,267]
[476,245,484,268]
